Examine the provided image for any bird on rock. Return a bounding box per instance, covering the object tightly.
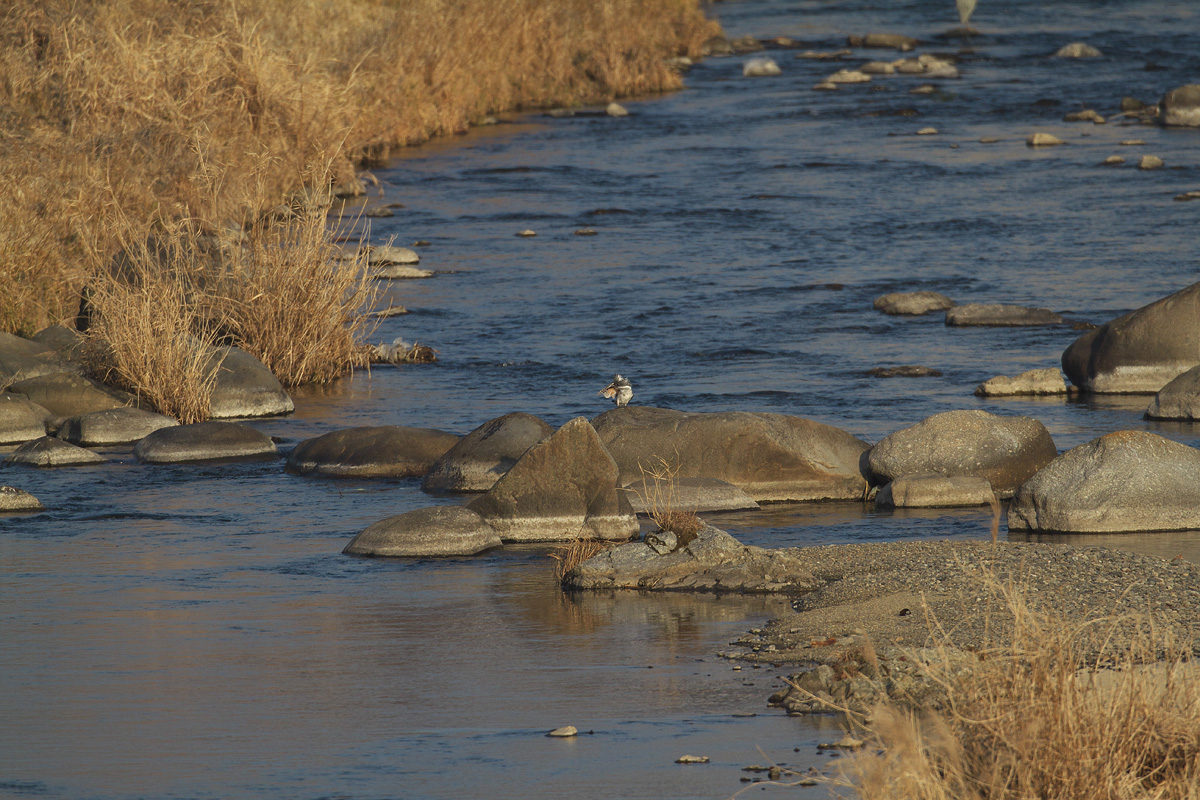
[598,374,633,407]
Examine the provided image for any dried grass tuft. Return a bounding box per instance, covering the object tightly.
[631,455,704,543]
[549,537,615,583]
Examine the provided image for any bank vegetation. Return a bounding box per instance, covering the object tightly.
[1,0,719,412]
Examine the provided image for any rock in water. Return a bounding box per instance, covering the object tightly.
[134,422,277,464]
[868,410,1057,497]
[975,368,1068,397]
[6,436,106,467]
[287,426,459,478]
[1062,282,1200,393]
[343,506,501,557]
[1054,42,1102,58]
[56,407,179,446]
[0,485,44,511]
[873,292,955,316]
[422,412,553,492]
[1146,365,1200,420]
[1160,85,1200,127]
[1009,431,1200,532]
[467,417,638,542]
[0,393,52,444]
[742,57,781,77]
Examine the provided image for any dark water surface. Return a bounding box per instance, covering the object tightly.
[4,1,1200,798]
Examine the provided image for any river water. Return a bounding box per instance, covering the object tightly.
[3,1,1200,798]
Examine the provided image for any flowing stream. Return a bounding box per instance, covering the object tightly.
[3,1,1200,798]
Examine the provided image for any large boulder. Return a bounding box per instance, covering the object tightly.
[422,412,552,492]
[564,524,820,593]
[133,421,277,463]
[287,425,459,478]
[206,346,294,419]
[6,372,133,418]
[467,417,638,542]
[0,393,52,444]
[945,304,1065,327]
[1160,85,1200,128]
[621,476,759,514]
[57,407,179,446]
[591,407,870,502]
[1062,282,1200,393]
[343,506,502,557]
[1145,365,1200,420]
[5,436,106,467]
[0,485,44,512]
[867,410,1057,497]
[1009,431,1200,533]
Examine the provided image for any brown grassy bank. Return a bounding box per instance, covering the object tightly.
[0,0,718,408]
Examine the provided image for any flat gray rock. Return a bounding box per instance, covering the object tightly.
[0,393,52,444]
[468,417,638,542]
[592,407,870,503]
[343,506,501,557]
[133,421,277,464]
[1009,431,1200,533]
[57,407,179,446]
[6,436,106,467]
[873,291,955,316]
[564,525,819,593]
[206,347,294,419]
[6,372,133,418]
[0,485,45,511]
[1145,365,1200,420]
[975,367,1068,396]
[876,474,995,508]
[288,425,459,478]
[1062,282,1200,394]
[945,303,1065,327]
[621,476,759,514]
[868,410,1057,497]
[422,412,552,492]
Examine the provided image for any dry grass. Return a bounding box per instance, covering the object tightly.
[0,0,720,339]
[549,537,616,583]
[830,578,1200,800]
[631,456,704,544]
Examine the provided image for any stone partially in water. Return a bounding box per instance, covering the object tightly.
[288,425,459,478]
[0,393,52,444]
[422,412,553,492]
[975,368,1068,397]
[945,303,1065,326]
[1026,132,1065,147]
[343,506,501,557]
[1054,42,1102,58]
[876,474,995,508]
[742,57,781,77]
[373,264,433,279]
[848,33,918,51]
[1137,155,1164,170]
[6,436,106,467]
[0,485,44,511]
[1009,431,1200,533]
[867,365,942,378]
[1145,366,1200,420]
[621,476,759,514]
[206,347,294,419]
[134,421,277,464]
[868,409,1057,497]
[57,407,179,446]
[874,291,955,316]
[1160,85,1200,127]
[367,245,420,265]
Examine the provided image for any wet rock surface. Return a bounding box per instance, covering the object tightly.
[56,407,179,446]
[945,303,1065,326]
[287,425,459,477]
[867,410,1057,497]
[1160,84,1200,127]
[1009,431,1200,533]
[6,436,107,467]
[564,524,820,593]
[343,506,502,557]
[592,406,870,503]
[134,421,278,464]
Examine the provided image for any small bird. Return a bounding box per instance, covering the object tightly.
[598,374,633,407]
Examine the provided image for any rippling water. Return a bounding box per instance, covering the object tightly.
[4,1,1200,797]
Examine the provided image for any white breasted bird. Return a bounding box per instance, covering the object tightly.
[598,374,633,407]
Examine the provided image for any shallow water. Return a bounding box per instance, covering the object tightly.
[4,1,1200,797]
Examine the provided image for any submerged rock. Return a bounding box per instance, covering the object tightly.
[343,506,501,557]
[422,412,553,492]
[134,421,277,464]
[288,425,459,478]
[975,368,1068,397]
[592,406,870,503]
[57,407,179,446]
[848,33,919,51]
[6,436,106,467]
[1145,365,1200,420]
[467,417,638,543]
[868,409,1057,497]
[1062,282,1200,393]
[945,303,1065,326]
[564,524,820,593]
[0,485,44,512]
[874,291,955,316]
[1009,431,1200,533]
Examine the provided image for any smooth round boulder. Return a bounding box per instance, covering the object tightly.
[592,407,870,503]
[57,407,179,446]
[133,421,277,464]
[0,393,52,444]
[1160,85,1200,127]
[1026,132,1065,147]
[1145,365,1200,420]
[873,292,954,316]
[945,304,1065,326]
[621,476,759,514]
[287,425,459,478]
[1009,431,1200,533]
[1054,42,1102,58]
[206,346,294,419]
[5,436,106,467]
[467,417,638,542]
[867,410,1057,497]
[372,264,433,280]
[0,485,44,511]
[368,245,420,265]
[974,368,1068,397]
[422,413,552,492]
[875,474,995,508]
[6,372,133,418]
[743,57,781,77]
[1062,282,1200,394]
[343,506,501,557]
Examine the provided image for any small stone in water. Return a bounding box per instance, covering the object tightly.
[516,229,537,237]
[1101,155,1126,166]
[916,127,938,135]
[547,726,578,737]
[980,137,1000,143]
[1120,139,1146,146]
[606,102,629,117]
[676,754,710,764]
[574,228,598,236]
